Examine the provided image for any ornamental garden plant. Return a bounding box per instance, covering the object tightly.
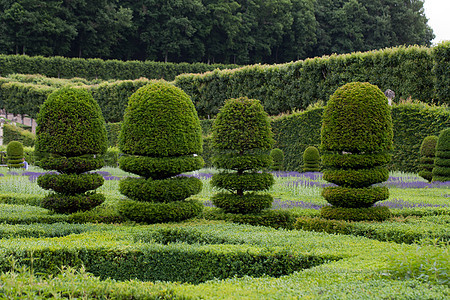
[36,87,108,213]
[302,146,320,172]
[117,80,204,223]
[432,128,450,182]
[270,148,284,171]
[418,135,438,182]
[320,82,393,221]
[6,141,24,168]
[211,97,275,214]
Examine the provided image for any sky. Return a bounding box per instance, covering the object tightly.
[423,0,450,44]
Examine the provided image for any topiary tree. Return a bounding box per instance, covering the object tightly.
[302,146,320,172]
[211,97,275,214]
[117,80,204,223]
[6,141,24,168]
[432,128,450,182]
[36,87,108,214]
[418,135,438,182]
[320,82,393,221]
[270,148,284,171]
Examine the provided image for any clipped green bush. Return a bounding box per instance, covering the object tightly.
[302,146,320,172]
[211,97,274,214]
[270,148,284,171]
[36,87,107,213]
[320,82,393,221]
[432,128,450,182]
[6,141,24,168]
[3,124,35,147]
[118,80,204,223]
[418,135,438,182]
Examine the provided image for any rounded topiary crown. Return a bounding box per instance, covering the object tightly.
[436,128,450,153]
[6,141,24,157]
[119,81,202,157]
[213,97,274,152]
[303,146,320,162]
[420,136,438,157]
[36,87,107,157]
[321,82,393,153]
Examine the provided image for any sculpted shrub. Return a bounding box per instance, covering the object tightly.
[36,87,107,213]
[432,128,450,182]
[118,80,204,223]
[418,135,438,182]
[320,82,393,221]
[6,141,24,168]
[270,148,284,171]
[302,146,320,172]
[211,97,274,214]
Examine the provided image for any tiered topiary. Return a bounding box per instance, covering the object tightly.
[211,97,275,214]
[418,135,438,182]
[270,148,284,171]
[36,87,108,214]
[432,128,450,182]
[302,146,320,172]
[320,82,393,221]
[6,141,24,168]
[117,80,204,223]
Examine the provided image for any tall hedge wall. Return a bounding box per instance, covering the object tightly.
[175,43,450,118]
[3,124,35,147]
[199,102,450,173]
[0,55,237,81]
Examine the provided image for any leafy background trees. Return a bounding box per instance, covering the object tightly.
[0,0,434,64]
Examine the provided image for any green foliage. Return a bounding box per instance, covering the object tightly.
[119,177,202,203]
[39,157,104,174]
[323,167,389,188]
[41,193,105,214]
[117,199,204,224]
[6,141,24,168]
[419,135,438,182]
[270,148,284,171]
[211,193,273,214]
[322,152,391,169]
[102,147,120,167]
[302,146,320,172]
[321,82,393,153]
[321,186,390,208]
[432,41,450,103]
[119,81,202,157]
[2,124,35,147]
[36,87,108,157]
[37,174,104,195]
[211,97,274,214]
[105,122,121,147]
[320,206,391,222]
[433,128,450,181]
[119,155,204,179]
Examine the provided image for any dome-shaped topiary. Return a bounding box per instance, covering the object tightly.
[320,82,393,221]
[211,97,275,214]
[118,80,204,223]
[36,87,107,157]
[270,148,284,171]
[432,128,450,182]
[302,146,320,172]
[36,87,107,213]
[6,141,24,168]
[418,135,438,182]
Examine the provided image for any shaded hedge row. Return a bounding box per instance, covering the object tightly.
[0,54,237,81]
[2,124,35,147]
[198,102,450,173]
[175,43,450,118]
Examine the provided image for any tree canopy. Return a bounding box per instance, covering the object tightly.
[0,0,434,64]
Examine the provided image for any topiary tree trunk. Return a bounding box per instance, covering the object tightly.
[36,87,108,214]
[418,135,438,182]
[320,82,393,221]
[432,128,450,182]
[211,97,275,214]
[302,146,320,172]
[6,141,24,168]
[117,80,204,223]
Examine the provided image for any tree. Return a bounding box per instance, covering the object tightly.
[418,135,438,182]
[432,128,450,182]
[320,82,393,221]
[302,146,320,172]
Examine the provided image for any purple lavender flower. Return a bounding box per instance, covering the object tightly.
[376,198,449,209]
[0,173,3,177]
[103,176,121,180]
[91,171,111,176]
[6,171,19,176]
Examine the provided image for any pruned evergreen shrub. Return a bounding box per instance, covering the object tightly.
[302,146,320,172]
[118,80,204,223]
[432,128,450,182]
[211,97,274,214]
[320,82,393,221]
[36,87,108,213]
[418,135,438,182]
[270,148,284,171]
[6,141,24,168]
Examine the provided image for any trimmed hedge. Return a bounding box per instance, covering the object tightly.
[175,43,450,118]
[2,124,35,147]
